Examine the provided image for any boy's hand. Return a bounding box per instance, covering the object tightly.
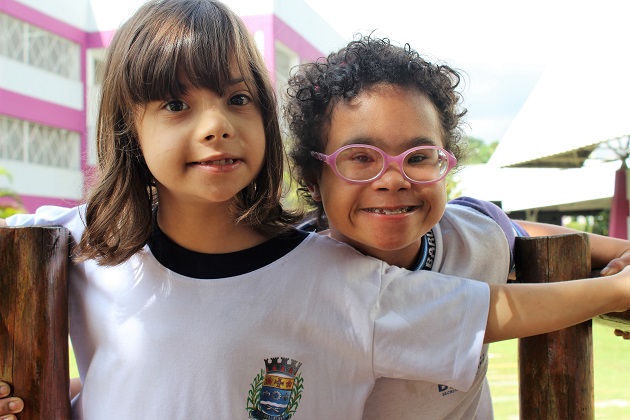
[608,265,630,340]
[600,250,630,276]
[0,382,23,419]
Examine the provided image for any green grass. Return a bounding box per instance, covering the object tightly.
[488,321,630,419]
[69,343,79,379]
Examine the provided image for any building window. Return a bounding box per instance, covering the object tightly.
[0,13,80,80]
[0,115,80,170]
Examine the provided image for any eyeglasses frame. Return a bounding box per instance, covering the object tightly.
[310,144,457,185]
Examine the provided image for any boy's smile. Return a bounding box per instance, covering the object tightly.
[315,83,447,269]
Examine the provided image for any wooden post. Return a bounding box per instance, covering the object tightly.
[0,227,71,419]
[515,233,594,420]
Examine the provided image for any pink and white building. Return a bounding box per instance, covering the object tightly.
[0,0,344,212]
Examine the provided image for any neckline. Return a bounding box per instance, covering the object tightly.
[411,229,435,271]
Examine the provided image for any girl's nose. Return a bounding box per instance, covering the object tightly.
[371,163,411,191]
[205,132,231,141]
[201,108,233,141]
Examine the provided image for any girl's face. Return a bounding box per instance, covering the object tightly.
[135,75,266,213]
[313,84,448,269]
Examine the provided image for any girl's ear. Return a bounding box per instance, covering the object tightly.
[307,183,321,202]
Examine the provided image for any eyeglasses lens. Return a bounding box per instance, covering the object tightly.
[335,147,384,181]
[403,149,447,182]
[335,146,448,182]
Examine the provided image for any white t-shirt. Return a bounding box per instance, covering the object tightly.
[7,205,490,420]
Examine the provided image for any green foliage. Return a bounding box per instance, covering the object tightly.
[564,211,609,236]
[464,137,498,165]
[447,136,496,200]
[0,167,25,218]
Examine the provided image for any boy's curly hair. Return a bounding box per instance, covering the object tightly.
[284,35,467,223]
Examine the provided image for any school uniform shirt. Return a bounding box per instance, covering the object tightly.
[7,205,490,420]
[361,197,527,420]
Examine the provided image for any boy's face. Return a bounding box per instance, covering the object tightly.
[313,84,447,268]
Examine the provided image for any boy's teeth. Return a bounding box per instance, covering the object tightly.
[365,207,412,215]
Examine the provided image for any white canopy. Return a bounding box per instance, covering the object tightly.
[489,13,630,169]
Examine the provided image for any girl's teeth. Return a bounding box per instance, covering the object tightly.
[209,159,234,165]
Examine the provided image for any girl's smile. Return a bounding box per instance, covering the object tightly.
[188,157,242,171]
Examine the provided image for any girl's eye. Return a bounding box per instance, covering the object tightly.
[164,100,189,112]
[229,94,252,106]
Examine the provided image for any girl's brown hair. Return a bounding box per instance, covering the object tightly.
[78,0,298,265]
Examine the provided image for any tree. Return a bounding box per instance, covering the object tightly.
[447,136,497,200]
[0,167,25,218]
[464,137,498,165]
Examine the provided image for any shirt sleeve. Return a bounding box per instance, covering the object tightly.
[372,264,490,392]
[449,196,529,269]
[5,205,86,243]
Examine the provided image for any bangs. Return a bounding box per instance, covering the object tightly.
[120,0,259,103]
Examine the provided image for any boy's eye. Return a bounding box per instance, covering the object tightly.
[164,100,189,112]
[349,153,374,164]
[229,94,252,106]
[407,153,428,164]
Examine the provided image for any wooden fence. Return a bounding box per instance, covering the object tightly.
[0,227,71,419]
[515,233,630,419]
[0,228,628,419]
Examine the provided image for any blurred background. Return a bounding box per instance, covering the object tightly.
[1,1,629,417]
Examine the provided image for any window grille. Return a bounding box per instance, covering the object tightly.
[0,115,80,169]
[0,13,80,80]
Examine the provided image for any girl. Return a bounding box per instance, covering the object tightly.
[2,4,630,420]
[285,36,630,419]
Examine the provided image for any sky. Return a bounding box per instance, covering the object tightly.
[303,0,630,143]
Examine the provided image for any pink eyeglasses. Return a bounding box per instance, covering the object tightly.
[311,144,457,184]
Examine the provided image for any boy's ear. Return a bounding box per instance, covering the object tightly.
[307,183,321,202]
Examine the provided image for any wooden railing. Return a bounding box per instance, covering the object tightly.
[515,233,630,419]
[0,229,628,419]
[0,227,71,420]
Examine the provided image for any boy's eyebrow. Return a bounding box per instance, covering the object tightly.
[339,137,439,148]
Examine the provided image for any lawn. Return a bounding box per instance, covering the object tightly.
[488,321,630,419]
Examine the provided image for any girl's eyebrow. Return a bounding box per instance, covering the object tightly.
[229,77,250,87]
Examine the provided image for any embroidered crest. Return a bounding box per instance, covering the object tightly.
[247,357,304,419]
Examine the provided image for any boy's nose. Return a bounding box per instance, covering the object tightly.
[372,163,411,190]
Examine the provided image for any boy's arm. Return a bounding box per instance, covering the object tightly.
[485,268,630,343]
[515,220,630,275]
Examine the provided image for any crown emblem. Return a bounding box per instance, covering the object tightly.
[264,357,302,376]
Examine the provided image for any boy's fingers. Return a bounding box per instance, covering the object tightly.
[0,384,8,398]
